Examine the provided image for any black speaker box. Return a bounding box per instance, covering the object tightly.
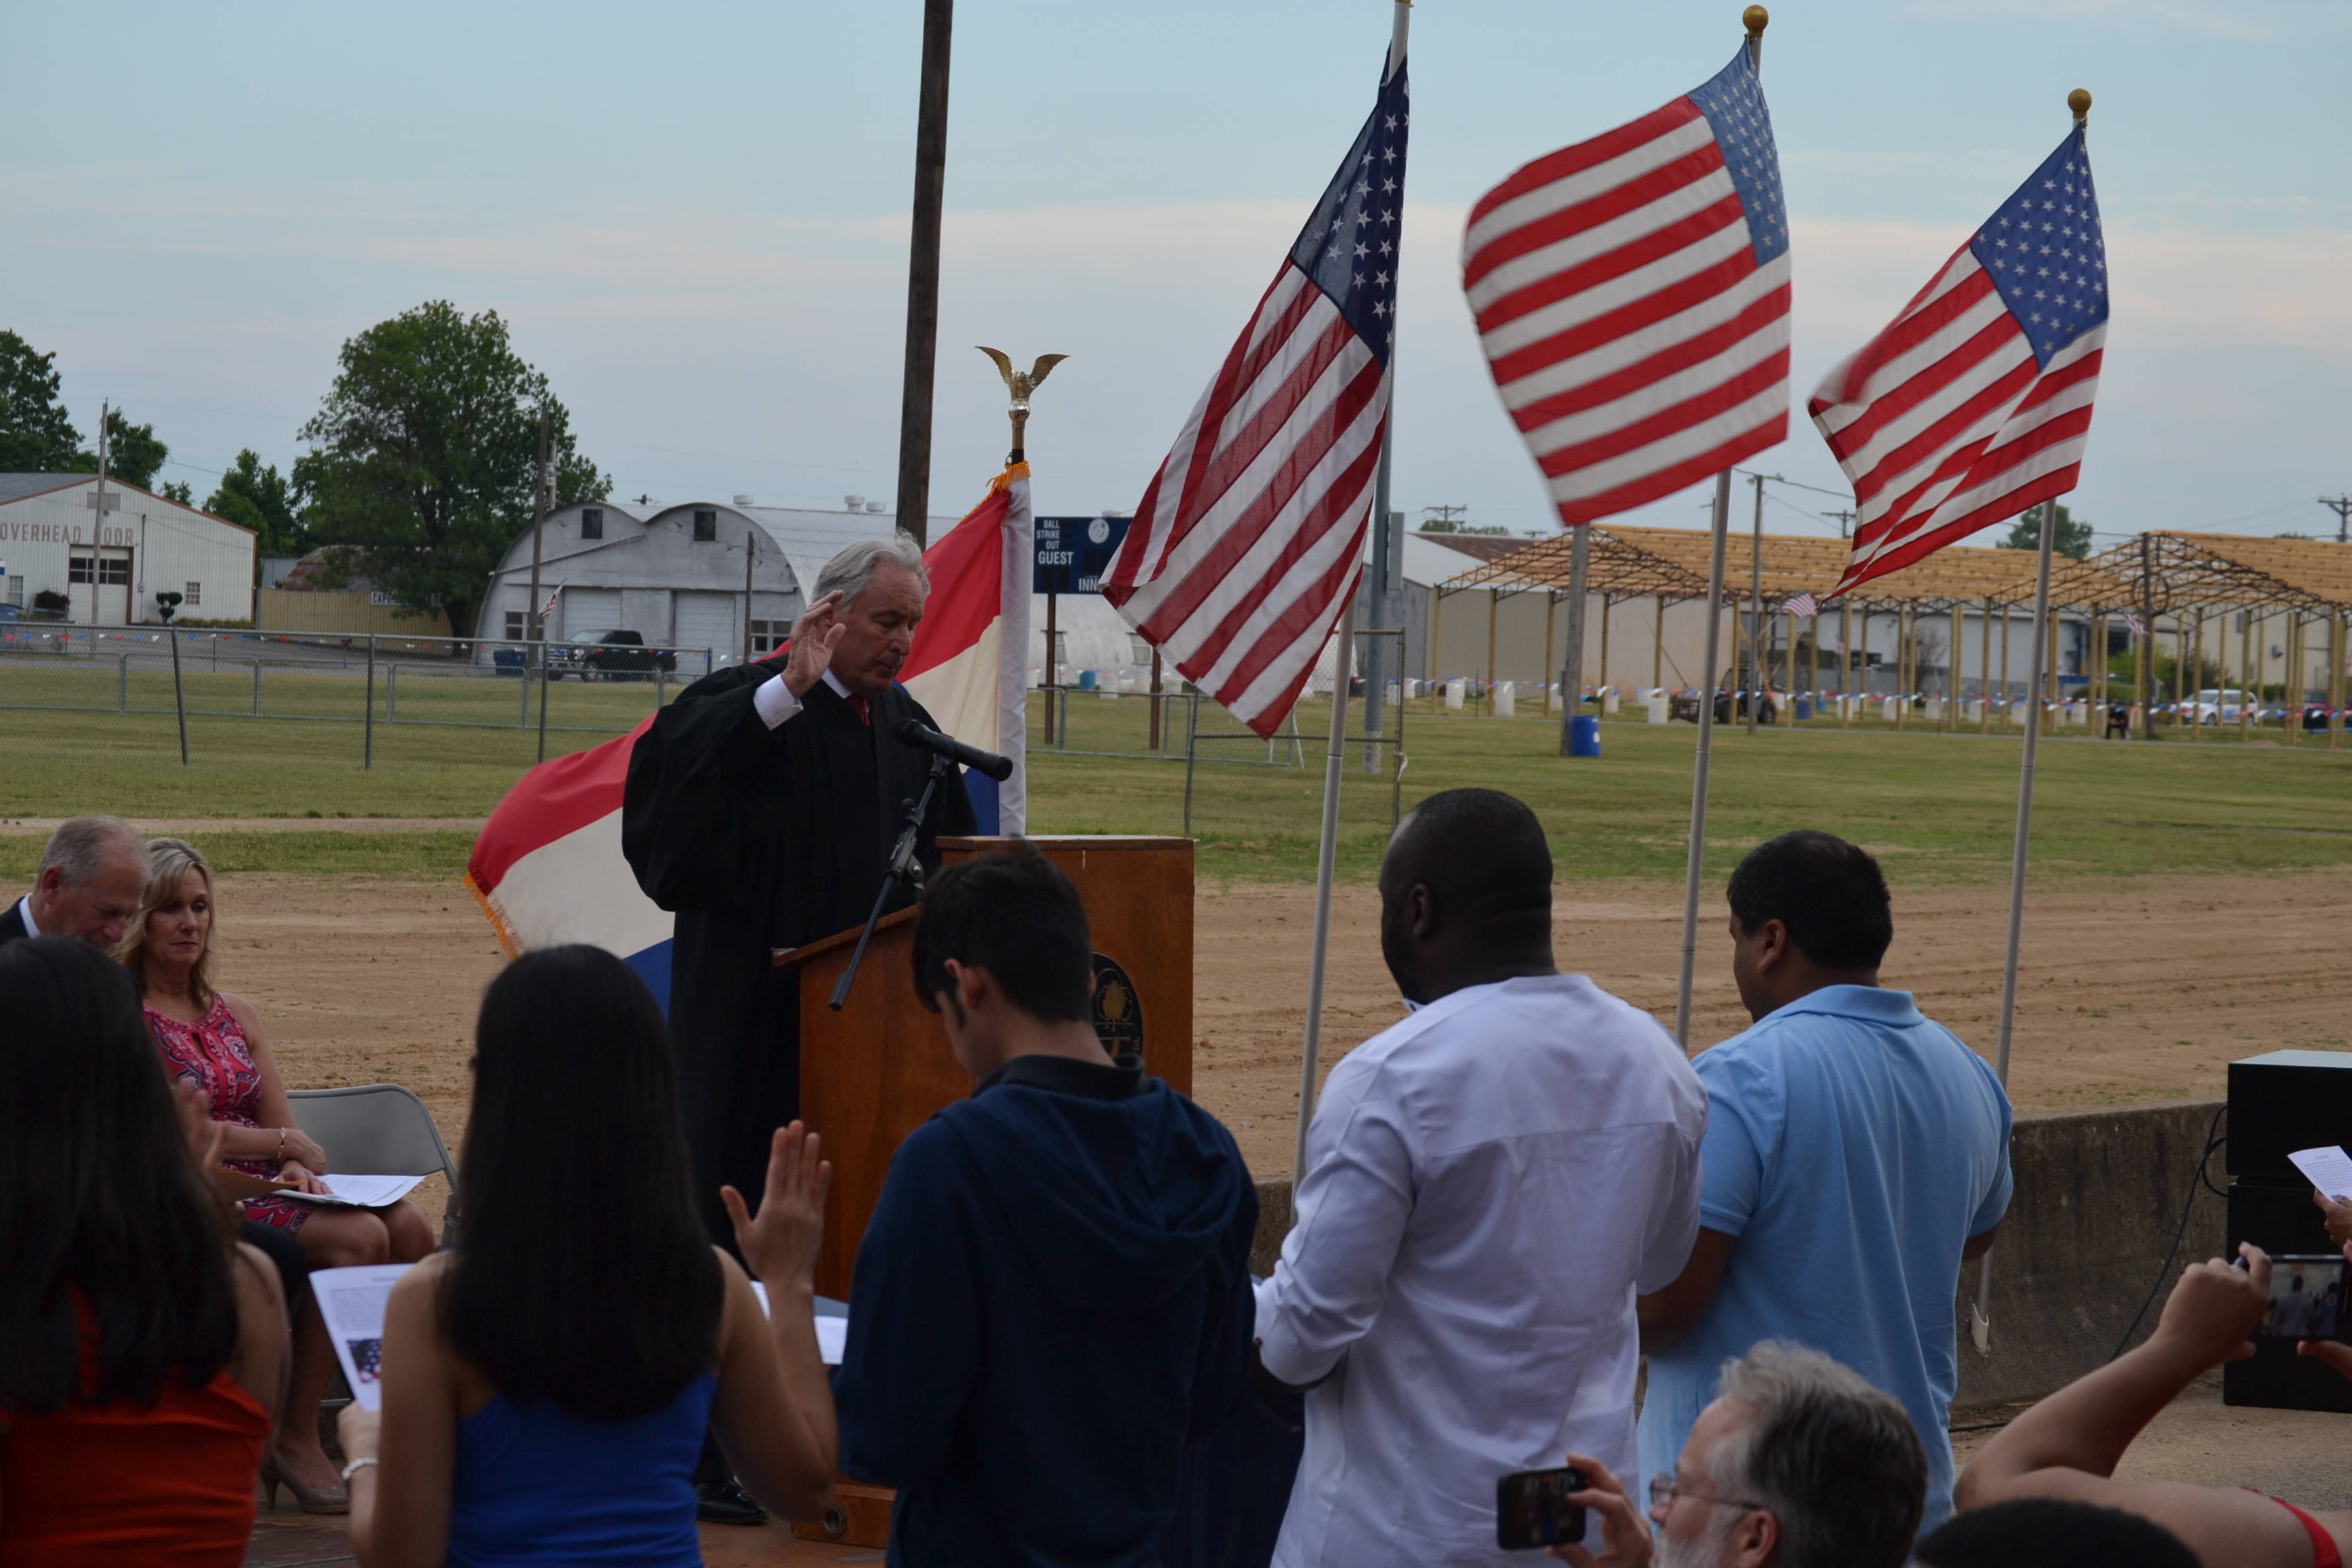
[2226,1049,2352,1181]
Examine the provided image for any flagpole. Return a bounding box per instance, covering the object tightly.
[1671,5,1765,1051]
[1675,471,1734,1049]
[1294,0,1410,1180]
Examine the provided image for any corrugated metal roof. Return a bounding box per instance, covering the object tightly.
[0,472,93,504]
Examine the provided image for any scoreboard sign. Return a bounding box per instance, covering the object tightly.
[1033,514,1131,595]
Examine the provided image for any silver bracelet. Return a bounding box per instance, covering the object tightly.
[340,1456,378,1484]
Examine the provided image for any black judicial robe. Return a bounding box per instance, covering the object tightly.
[621,657,977,1240]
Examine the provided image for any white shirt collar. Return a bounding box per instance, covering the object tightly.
[822,669,853,700]
[17,894,38,938]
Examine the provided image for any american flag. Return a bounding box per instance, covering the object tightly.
[1812,123,2106,598]
[1103,51,1408,738]
[1462,42,1789,525]
[2122,608,2146,638]
[1782,591,1818,618]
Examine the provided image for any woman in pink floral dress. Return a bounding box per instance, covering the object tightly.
[122,838,435,1511]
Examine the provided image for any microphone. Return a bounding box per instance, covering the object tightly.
[891,718,1014,782]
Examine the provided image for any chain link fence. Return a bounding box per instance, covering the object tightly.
[0,625,718,766]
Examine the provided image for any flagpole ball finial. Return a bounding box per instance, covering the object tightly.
[1744,5,1769,35]
[2068,88,2091,120]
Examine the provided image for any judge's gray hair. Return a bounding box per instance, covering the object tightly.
[814,534,929,608]
[37,815,145,887]
[1707,1341,1925,1568]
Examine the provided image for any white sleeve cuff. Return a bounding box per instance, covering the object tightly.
[753,674,804,730]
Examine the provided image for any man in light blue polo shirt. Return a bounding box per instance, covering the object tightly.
[1636,830,2012,1536]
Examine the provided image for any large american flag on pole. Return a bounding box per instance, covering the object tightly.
[1462,42,1789,525]
[1813,120,2106,597]
[1102,50,1408,738]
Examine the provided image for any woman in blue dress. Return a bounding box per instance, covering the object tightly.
[338,945,837,1566]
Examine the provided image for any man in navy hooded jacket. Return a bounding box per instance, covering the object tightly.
[835,845,1258,1567]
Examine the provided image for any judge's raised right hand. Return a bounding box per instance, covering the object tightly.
[781,591,849,698]
[722,1122,831,1295]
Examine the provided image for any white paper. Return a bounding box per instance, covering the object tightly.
[276,1173,427,1209]
[749,1281,847,1366]
[2291,1145,2352,1205]
[311,1263,414,1411]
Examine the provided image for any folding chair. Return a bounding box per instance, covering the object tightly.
[287,1083,462,1244]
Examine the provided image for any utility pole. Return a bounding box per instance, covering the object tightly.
[2321,495,2352,545]
[741,525,757,665]
[533,415,557,763]
[1823,507,1857,539]
[1746,472,1778,736]
[1421,504,1469,532]
[894,0,955,548]
[526,409,549,655]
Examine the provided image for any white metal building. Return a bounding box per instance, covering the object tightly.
[0,474,257,624]
[480,496,960,662]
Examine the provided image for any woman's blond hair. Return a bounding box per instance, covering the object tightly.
[115,838,219,1011]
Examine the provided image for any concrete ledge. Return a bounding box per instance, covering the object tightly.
[1249,1098,2226,1408]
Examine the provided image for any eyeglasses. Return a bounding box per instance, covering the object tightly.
[1647,1475,1767,1514]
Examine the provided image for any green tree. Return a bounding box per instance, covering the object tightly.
[69,408,172,491]
[204,448,308,555]
[0,330,83,472]
[160,480,194,504]
[1997,502,2093,560]
[293,301,607,638]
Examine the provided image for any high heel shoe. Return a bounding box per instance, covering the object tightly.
[259,1448,349,1515]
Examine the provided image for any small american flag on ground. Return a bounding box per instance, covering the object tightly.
[1812,120,2106,598]
[1462,39,1789,525]
[1104,48,1409,738]
[1781,591,1818,618]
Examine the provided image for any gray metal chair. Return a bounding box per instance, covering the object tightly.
[287,1083,461,1243]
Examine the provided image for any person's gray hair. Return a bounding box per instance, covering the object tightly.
[813,534,929,608]
[37,815,146,887]
[1707,1341,1927,1568]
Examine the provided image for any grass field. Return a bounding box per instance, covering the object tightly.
[5,671,2348,887]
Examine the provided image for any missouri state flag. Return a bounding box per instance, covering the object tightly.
[464,465,1033,1003]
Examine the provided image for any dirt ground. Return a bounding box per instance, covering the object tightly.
[28,855,2342,1215]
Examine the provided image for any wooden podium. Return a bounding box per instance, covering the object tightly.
[774,836,1194,1303]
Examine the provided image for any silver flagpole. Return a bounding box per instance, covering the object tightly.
[1675,471,1734,1049]
[1672,7,1765,1050]
[1973,495,2059,1350]
[1294,0,1411,1180]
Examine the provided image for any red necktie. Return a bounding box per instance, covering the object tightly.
[846,693,871,727]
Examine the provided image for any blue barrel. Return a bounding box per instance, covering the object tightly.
[1077,669,1098,691]
[1794,695,1812,721]
[1569,715,1602,757]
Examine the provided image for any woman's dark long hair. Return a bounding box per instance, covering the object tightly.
[0,938,240,1414]
[442,945,723,1422]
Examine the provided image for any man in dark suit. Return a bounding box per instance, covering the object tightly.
[3,815,148,948]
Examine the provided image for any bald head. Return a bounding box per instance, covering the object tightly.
[1378,789,1556,1004]
[29,815,148,948]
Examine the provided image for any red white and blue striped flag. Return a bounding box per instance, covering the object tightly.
[1463,40,1790,526]
[1812,122,2106,597]
[1104,44,1409,739]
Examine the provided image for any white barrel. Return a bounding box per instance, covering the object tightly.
[1494,681,1516,718]
[1445,679,1466,710]
[1601,687,1620,715]
[1647,693,1671,724]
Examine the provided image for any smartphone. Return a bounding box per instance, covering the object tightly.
[1497,1465,1588,1551]
[2262,1256,2349,1341]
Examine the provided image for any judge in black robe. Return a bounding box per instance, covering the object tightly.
[621,549,977,1243]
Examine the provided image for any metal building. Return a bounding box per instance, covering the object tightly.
[478,496,958,663]
[0,474,257,624]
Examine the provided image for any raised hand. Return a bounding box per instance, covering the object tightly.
[721,1122,831,1294]
[781,592,849,698]
[2313,1188,2352,1250]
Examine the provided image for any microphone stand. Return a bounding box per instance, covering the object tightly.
[828,750,954,1011]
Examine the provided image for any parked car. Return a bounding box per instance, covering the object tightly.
[564,628,676,681]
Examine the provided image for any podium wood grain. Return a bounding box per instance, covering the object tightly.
[778,836,1194,1302]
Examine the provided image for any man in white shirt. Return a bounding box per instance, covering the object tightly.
[1254,788,1708,1567]
[1,815,148,949]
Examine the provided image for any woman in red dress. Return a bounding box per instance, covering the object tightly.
[119,838,435,1513]
[0,936,287,1567]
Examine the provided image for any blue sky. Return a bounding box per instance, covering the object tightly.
[5,0,2345,547]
